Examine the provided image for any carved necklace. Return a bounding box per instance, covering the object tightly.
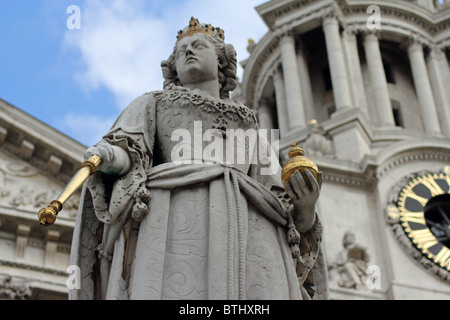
[153,86,258,136]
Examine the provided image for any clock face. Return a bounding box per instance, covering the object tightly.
[397,172,450,272]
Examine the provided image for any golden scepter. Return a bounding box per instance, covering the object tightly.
[38,154,101,226]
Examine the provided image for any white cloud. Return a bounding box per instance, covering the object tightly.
[64,0,172,108]
[64,0,268,109]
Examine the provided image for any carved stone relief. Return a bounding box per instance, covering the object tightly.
[0,275,31,300]
[304,121,335,158]
[0,152,79,218]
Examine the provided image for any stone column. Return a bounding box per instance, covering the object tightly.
[343,29,369,116]
[278,31,306,130]
[426,46,450,137]
[363,31,395,127]
[258,98,275,130]
[322,14,352,112]
[272,69,289,137]
[297,42,315,122]
[407,38,442,136]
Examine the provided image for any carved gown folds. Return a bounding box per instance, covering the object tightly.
[69,87,328,300]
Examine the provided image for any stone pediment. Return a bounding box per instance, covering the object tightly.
[0,98,86,223]
[0,148,80,223]
[0,99,86,183]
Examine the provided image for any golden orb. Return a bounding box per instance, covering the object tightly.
[281,142,319,191]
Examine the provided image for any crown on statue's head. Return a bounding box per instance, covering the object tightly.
[177,17,225,43]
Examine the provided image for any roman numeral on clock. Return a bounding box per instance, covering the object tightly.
[434,247,450,270]
[408,228,438,250]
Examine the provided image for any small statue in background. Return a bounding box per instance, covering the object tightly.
[329,231,370,290]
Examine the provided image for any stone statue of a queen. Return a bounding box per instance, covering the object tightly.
[69,17,328,300]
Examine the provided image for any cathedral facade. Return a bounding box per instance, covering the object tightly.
[241,0,450,299]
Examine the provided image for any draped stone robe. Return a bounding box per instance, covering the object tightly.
[69,87,328,300]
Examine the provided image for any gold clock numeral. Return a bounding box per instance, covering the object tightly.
[434,247,450,270]
[408,228,439,250]
[405,193,428,207]
[402,212,426,225]
[420,178,445,197]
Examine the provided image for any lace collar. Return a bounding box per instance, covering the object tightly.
[152,86,258,133]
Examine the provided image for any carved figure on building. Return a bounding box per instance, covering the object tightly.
[69,17,328,300]
[329,231,370,290]
[0,276,31,300]
[304,120,334,158]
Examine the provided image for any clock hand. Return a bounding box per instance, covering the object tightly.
[437,205,450,226]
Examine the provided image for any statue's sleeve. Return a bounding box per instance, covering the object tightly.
[69,93,157,300]
[94,93,156,223]
[87,93,157,225]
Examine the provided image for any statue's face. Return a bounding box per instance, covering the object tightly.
[175,33,219,86]
[343,233,355,247]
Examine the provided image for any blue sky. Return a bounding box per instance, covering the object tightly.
[1,0,446,147]
[0,0,268,147]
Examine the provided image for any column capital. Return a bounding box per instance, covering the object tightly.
[341,27,358,40]
[274,27,296,44]
[428,45,446,60]
[404,34,430,53]
[362,29,381,41]
[319,6,338,26]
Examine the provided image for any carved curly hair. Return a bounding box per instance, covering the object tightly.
[161,35,238,100]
